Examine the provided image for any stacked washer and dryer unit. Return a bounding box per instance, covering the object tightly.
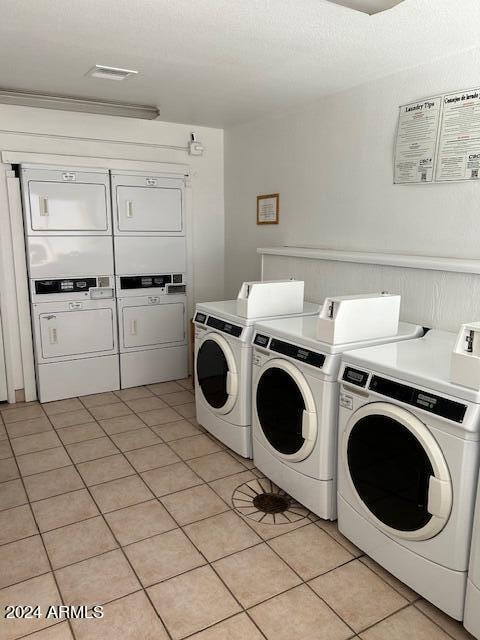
[21,165,188,402]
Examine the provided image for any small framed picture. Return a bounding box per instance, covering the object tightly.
[257,193,279,225]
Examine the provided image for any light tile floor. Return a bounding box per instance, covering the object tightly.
[0,378,475,640]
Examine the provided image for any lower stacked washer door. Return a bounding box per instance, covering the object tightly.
[32,298,119,402]
[117,293,188,388]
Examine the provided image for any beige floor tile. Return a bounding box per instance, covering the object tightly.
[360,605,451,640]
[0,424,8,441]
[57,422,105,444]
[99,413,146,435]
[0,478,27,511]
[208,470,257,506]
[125,396,169,413]
[188,451,247,481]
[88,403,132,421]
[140,407,183,426]
[125,528,205,586]
[161,484,229,525]
[213,543,301,608]
[148,565,241,640]
[269,523,354,580]
[32,489,99,532]
[251,583,352,640]
[125,443,180,472]
[0,439,13,459]
[17,447,71,477]
[110,427,161,452]
[142,461,203,496]
[43,515,118,569]
[360,556,419,602]
[66,436,118,463]
[77,453,135,486]
[174,402,196,419]
[188,613,264,640]
[414,599,474,640]
[11,430,61,456]
[28,623,74,639]
[43,398,83,416]
[24,466,83,502]
[310,559,407,632]
[184,510,261,561]
[71,590,169,640]
[177,377,194,391]
[162,390,195,406]
[49,409,94,429]
[0,535,50,589]
[152,419,202,441]
[0,573,62,640]
[114,386,154,401]
[147,381,184,395]
[6,415,52,439]
[90,474,153,513]
[169,434,223,460]
[0,457,19,482]
[80,391,121,408]
[2,404,44,424]
[316,520,363,557]
[55,548,140,606]
[0,504,37,544]
[238,515,315,541]
[105,499,176,545]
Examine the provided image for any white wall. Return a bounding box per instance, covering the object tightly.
[0,104,225,304]
[224,47,480,329]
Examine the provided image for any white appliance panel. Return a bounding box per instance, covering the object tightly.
[120,345,188,389]
[27,236,114,279]
[114,236,187,275]
[116,186,183,233]
[122,301,185,349]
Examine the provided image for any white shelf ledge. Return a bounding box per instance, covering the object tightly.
[257,246,480,275]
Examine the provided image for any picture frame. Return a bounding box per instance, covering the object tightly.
[257,193,279,225]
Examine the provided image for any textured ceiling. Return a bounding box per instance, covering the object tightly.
[0,0,479,127]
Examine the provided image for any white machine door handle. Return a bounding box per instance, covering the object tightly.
[39,196,49,216]
[126,200,133,218]
[427,475,452,519]
[226,371,238,397]
[301,410,316,441]
[130,319,137,335]
[49,327,58,345]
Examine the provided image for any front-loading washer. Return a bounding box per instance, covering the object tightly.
[465,470,480,637]
[194,300,319,458]
[251,317,423,519]
[337,330,480,619]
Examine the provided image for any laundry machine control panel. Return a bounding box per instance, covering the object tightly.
[31,276,115,302]
[117,273,185,297]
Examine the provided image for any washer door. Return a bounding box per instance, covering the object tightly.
[196,333,238,415]
[255,359,317,462]
[343,402,452,541]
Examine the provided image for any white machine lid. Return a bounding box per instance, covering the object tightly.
[343,329,480,404]
[195,300,319,326]
[253,316,423,354]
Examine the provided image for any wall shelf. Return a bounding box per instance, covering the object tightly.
[257,246,480,275]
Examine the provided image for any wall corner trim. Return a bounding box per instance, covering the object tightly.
[257,246,480,275]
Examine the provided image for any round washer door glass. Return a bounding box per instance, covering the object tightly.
[347,413,434,532]
[197,339,229,409]
[256,367,305,455]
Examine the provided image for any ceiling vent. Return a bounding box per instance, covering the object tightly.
[86,65,139,81]
[325,0,405,14]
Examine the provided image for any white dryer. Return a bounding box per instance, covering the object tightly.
[251,317,423,519]
[31,276,119,402]
[117,274,188,388]
[194,301,319,458]
[465,476,480,637]
[337,330,480,620]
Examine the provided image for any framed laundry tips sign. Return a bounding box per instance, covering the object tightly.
[257,193,279,225]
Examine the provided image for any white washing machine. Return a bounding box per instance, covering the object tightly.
[116,273,188,388]
[251,317,423,519]
[194,301,319,458]
[337,330,480,620]
[31,275,119,402]
[465,475,480,637]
